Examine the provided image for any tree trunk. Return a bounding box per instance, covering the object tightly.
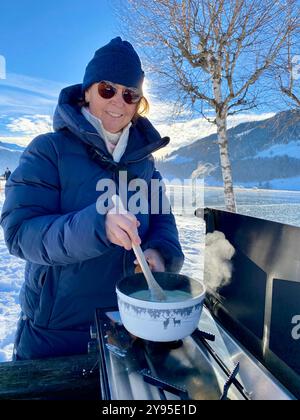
[212,72,237,213]
[216,111,237,213]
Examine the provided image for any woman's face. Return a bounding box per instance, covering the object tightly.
[85,82,138,133]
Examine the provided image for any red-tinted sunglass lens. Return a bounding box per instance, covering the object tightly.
[98,82,116,99]
[98,82,141,104]
[123,89,141,104]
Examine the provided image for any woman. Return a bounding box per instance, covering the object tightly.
[0,37,184,360]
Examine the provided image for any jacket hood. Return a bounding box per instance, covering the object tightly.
[53,84,170,162]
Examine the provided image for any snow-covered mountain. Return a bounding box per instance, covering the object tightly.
[156,109,300,190]
[0,141,24,175]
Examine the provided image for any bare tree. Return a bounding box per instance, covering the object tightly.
[115,0,298,212]
[274,9,300,109]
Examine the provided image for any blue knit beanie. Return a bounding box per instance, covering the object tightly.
[82,37,144,92]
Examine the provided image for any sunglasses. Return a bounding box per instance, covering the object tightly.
[97,81,142,105]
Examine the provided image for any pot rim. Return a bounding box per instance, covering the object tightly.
[116,282,206,309]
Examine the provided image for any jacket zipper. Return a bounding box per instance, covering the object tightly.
[85,130,170,164]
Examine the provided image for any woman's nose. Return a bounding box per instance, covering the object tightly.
[111,89,125,106]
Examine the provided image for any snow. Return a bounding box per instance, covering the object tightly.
[256,141,300,159]
[0,145,21,153]
[176,214,205,281]
[164,154,193,164]
[0,187,25,362]
[153,112,275,159]
[239,176,300,192]
[235,128,255,139]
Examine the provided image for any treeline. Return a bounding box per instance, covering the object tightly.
[218,156,300,182]
[156,155,300,184]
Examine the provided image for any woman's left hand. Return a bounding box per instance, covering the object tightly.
[134,248,166,272]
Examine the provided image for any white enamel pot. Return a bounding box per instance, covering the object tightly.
[116,272,206,342]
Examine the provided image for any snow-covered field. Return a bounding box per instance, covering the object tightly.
[0,188,25,361]
[1,184,300,362]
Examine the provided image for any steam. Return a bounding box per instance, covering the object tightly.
[204,231,235,292]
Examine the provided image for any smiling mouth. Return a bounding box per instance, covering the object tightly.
[107,111,123,118]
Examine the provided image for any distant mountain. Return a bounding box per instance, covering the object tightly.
[156,109,300,190]
[0,141,25,175]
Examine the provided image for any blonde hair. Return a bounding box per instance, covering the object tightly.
[134,96,150,120]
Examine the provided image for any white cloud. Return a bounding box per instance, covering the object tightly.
[148,94,275,158]
[0,115,53,147]
[6,115,52,137]
[0,136,29,147]
[0,73,62,146]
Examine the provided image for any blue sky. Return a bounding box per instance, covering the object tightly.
[0,1,278,156]
[0,0,116,83]
[0,0,125,146]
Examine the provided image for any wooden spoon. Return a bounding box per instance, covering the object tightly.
[111,195,167,301]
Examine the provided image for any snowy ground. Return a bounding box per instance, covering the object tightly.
[0,189,25,361]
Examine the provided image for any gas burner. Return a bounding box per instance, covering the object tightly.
[94,306,296,400]
[143,340,184,351]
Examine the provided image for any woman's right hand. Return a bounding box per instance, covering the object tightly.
[105,208,141,251]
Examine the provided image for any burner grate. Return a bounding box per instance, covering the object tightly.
[94,307,249,400]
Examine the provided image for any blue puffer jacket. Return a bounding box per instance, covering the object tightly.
[0,84,184,359]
